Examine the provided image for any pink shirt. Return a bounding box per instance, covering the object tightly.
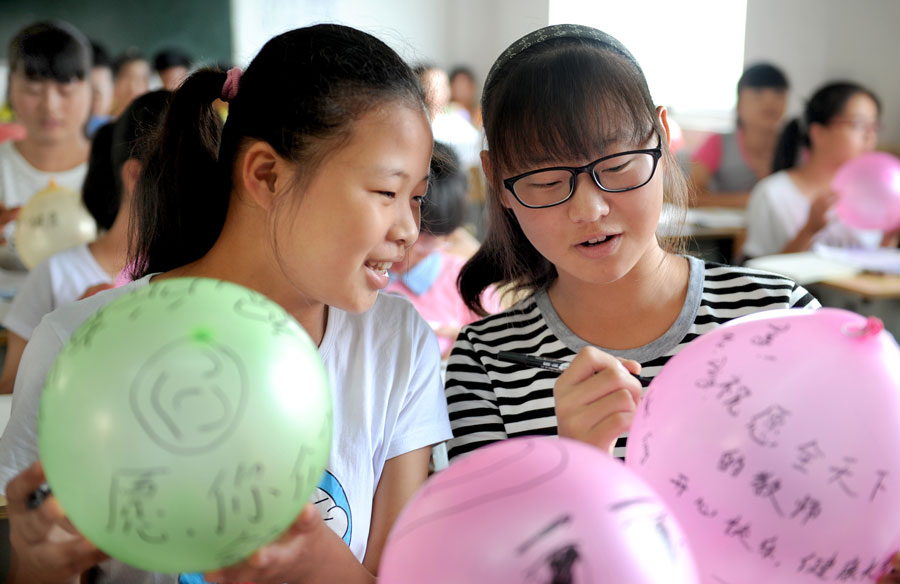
[386,251,501,356]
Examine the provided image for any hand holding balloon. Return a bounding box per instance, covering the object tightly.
[6,462,108,584]
[832,152,900,231]
[203,503,357,584]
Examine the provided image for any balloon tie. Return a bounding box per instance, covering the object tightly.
[841,316,884,338]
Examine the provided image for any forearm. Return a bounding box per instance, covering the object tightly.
[781,225,817,254]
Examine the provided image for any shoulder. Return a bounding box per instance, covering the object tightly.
[41,276,151,342]
[751,170,792,195]
[700,261,819,309]
[459,295,542,338]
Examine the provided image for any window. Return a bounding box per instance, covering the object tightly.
[549,0,748,131]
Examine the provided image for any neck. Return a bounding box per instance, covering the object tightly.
[792,152,840,190]
[14,135,89,172]
[88,198,133,277]
[160,198,329,345]
[741,124,779,152]
[547,246,689,350]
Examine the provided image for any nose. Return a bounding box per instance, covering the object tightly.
[390,201,420,250]
[567,173,610,223]
[40,85,66,116]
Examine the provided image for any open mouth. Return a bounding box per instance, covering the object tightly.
[365,261,393,274]
[580,235,614,247]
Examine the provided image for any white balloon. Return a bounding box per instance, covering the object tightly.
[15,182,97,269]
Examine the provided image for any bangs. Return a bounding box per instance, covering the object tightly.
[486,43,659,177]
[10,22,91,83]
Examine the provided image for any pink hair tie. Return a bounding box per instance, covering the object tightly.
[221,67,243,102]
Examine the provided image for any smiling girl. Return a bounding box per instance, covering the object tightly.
[0,24,451,584]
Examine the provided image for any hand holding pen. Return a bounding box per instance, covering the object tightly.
[500,347,643,454]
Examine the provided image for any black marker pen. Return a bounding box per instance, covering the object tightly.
[496,351,649,385]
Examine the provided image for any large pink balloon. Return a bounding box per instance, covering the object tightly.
[626,308,900,583]
[381,436,700,584]
[833,152,900,231]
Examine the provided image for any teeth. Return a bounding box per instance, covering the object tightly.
[585,236,610,244]
[366,261,393,272]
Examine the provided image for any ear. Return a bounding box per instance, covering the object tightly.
[656,105,672,147]
[808,122,825,149]
[239,141,288,211]
[481,149,513,209]
[120,158,142,198]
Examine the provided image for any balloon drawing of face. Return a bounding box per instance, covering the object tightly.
[380,437,699,584]
[129,338,247,454]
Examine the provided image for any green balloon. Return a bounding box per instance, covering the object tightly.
[39,277,333,573]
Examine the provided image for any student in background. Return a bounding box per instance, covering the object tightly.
[449,66,481,129]
[0,21,92,251]
[415,63,481,173]
[690,63,789,208]
[386,142,500,359]
[154,47,193,90]
[86,40,115,136]
[0,90,171,395]
[443,25,818,464]
[0,23,450,584]
[742,81,897,258]
[110,48,150,117]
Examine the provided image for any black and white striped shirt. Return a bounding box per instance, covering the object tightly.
[444,256,820,460]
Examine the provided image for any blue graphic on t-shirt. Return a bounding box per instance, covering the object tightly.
[314,470,352,545]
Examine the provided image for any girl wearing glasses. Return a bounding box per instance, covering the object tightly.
[443,24,820,462]
[742,81,897,258]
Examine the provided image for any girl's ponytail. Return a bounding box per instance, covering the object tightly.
[771,118,804,173]
[131,69,227,277]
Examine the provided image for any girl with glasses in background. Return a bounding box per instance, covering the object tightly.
[742,81,898,259]
[443,24,820,463]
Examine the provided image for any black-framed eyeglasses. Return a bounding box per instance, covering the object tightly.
[503,139,663,209]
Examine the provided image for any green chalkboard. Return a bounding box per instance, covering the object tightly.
[0,0,232,67]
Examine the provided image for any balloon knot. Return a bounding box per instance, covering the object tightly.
[842,316,884,338]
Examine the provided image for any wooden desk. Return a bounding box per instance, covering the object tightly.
[821,273,900,300]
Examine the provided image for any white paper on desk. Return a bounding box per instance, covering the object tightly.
[812,245,900,275]
[685,207,747,228]
[744,252,862,285]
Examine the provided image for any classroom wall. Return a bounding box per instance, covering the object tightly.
[744,0,900,147]
[0,0,232,65]
[230,0,453,68]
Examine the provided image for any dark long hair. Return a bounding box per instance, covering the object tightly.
[772,81,881,172]
[458,30,689,314]
[81,91,171,231]
[131,24,425,277]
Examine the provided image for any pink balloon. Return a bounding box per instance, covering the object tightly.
[0,123,26,143]
[381,436,700,584]
[625,308,900,584]
[832,152,900,231]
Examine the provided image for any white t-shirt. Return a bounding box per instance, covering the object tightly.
[0,140,88,246]
[742,170,883,258]
[0,276,452,583]
[2,243,111,340]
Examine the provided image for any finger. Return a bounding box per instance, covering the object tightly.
[564,388,637,449]
[205,504,319,582]
[35,537,108,581]
[560,346,626,386]
[616,357,642,377]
